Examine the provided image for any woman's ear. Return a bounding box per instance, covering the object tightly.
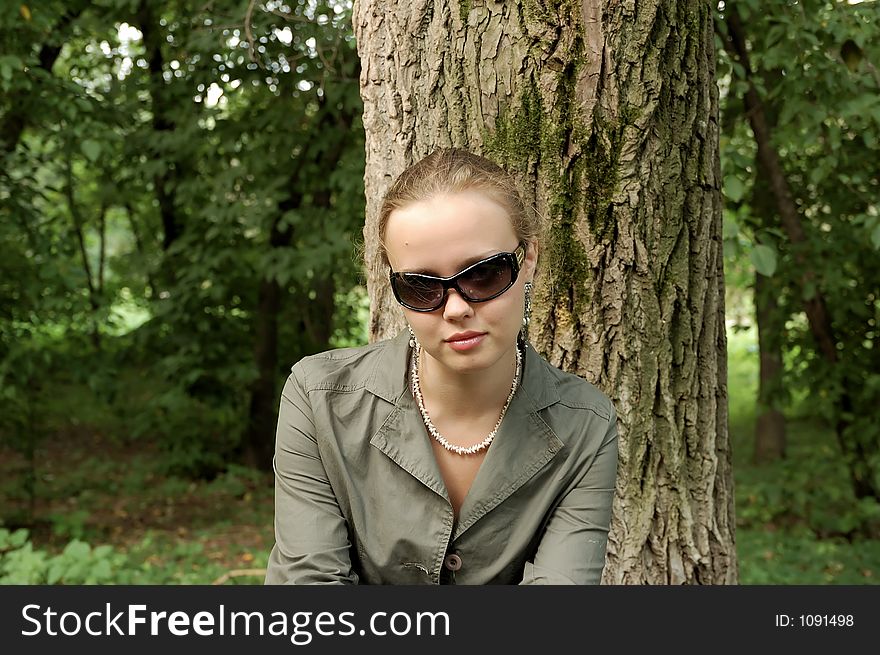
[524,241,539,281]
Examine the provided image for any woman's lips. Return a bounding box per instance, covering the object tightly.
[445,333,486,352]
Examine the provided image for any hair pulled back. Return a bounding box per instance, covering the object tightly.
[376,148,540,268]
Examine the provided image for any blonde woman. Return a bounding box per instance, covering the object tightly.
[266,148,618,585]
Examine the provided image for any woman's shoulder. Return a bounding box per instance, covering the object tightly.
[529,348,615,423]
[288,333,404,393]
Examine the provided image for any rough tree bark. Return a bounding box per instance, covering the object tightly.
[355,0,734,583]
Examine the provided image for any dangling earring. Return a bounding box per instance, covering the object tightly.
[520,281,533,345]
[408,325,418,349]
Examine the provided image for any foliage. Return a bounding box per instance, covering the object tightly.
[737,528,880,585]
[1,0,366,477]
[0,527,269,585]
[717,0,880,495]
[1,392,274,584]
[729,325,880,582]
[0,528,127,584]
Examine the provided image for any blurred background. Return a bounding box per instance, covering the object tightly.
[1,0,878,584]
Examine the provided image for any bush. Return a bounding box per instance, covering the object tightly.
[0,528,128,584]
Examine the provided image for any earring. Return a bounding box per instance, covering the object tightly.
[520,281,533,345]
[408,325,418,349]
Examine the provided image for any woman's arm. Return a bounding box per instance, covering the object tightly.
[264,362,358,584]
[519,408,619,585]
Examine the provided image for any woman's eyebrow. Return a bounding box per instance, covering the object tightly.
[407,266,440,275]
[406,249,506,276]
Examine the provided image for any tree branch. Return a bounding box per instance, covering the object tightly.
[244,0,259,64]
[98,203,107,295]
[125,204,156,297]
[212,568,266,585]
[65,150,97,307]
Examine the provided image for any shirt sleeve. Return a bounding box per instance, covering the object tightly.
[264,361,359,585]
[519,407,619,585]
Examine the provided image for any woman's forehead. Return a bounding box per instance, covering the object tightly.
[385,191,518,273]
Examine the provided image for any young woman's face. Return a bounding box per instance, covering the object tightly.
[384,190,537,376]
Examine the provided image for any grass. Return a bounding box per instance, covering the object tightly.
[727,324,880,584]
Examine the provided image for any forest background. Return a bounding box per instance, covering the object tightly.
[1,0,878,584]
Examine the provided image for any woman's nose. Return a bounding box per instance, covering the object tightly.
[442,288,473,320]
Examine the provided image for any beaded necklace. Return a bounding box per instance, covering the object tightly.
[409,343,522,456]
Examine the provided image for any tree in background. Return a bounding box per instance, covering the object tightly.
[717,0,880,512]
[355,0,734,583]
[0,1,366,484]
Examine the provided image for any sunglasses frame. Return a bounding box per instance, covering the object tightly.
[389,242,526,312]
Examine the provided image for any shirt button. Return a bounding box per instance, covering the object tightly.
[444,553,462,571]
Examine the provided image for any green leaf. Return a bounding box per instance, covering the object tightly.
[62,539,91,559]
[47,561,64,585]
[809,164,827,186]
[723,209,740,240]
[9,529,29,548]
[94,545,113,558]
[724,176,747,203]
[872,223,880,250]
[0,56,22,82]
[92,558,112,581]
[81,140,102,162]
[802,280,817,301]
[750,243,777,277]
[731,61,746,80]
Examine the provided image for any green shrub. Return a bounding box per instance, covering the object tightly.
[0,528,128,584]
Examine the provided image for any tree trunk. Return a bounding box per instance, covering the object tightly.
[243,270,337,471]
[242,108,354,469]
[753,271,786,463]
[244,274,283,471]
[355,0,734,583]
[742,71,787,466]
[137,0,184,252]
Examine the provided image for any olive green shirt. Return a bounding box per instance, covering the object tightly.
[265,330,618,585]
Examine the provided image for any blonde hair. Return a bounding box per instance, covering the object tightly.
[376,148,541,268]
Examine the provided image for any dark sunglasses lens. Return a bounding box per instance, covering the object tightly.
[396,275,444,309]
[458,257,513,300]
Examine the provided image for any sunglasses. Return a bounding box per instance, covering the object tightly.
[389,242,526,312]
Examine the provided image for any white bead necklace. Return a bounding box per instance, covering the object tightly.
[410,342,522,456]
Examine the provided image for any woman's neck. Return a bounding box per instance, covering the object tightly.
[417,343,520,420]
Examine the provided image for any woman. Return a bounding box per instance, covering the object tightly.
[265,148,618,584]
